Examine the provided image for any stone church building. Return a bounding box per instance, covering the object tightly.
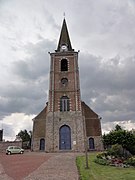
[32,19,103,152]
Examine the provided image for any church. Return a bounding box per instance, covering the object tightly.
[32,18,103,152]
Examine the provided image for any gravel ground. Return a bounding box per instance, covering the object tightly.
[0,152,79,180]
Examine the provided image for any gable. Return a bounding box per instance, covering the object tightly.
[81,101,102,136]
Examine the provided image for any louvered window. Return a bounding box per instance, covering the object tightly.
[60,96,70,111]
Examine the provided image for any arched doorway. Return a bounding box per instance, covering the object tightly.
[89,137,95,150]
[40,138,45,151]
[59,125,71,150]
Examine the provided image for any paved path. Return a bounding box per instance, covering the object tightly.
[0,163,13,180]
[25,153,79,180]
[0,152,79,180]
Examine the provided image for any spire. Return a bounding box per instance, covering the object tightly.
[56,18,73,52]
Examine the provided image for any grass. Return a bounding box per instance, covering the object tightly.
[76,152,135,180]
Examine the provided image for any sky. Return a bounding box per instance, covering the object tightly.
[0,0,135,141]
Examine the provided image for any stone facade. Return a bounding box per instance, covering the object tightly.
[45,111,85,152]
[32,18,103,152]
[32,106,47,151]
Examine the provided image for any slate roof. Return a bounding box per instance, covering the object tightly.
[56,18,73,52]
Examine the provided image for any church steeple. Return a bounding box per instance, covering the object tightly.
[32,17,103,153]
[56,18,73,52]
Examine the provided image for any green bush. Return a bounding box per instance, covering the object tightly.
[107,144,123,157]
[95,144,134,167]
[127,145,135,155]
[96,153,104,159]
[94,158,109,165]
[126,157,135,167]
[102,125,135,156]
[96,152,108,159]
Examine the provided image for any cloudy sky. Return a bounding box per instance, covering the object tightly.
[0,0,135,140]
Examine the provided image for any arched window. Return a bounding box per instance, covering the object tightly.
[89,137,95,150]
[39,138,45,151]
[61,59,68,71]
[60,96,70,111]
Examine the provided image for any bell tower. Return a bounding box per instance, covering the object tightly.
[45,18,85,152]
[48,18,82,113]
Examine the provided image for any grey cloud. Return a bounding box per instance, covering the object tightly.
[2,123,15,140]
[12,39,55,80]
[0,39,55,117]
[80,53,135,124]
[0,0,135,137]
[80,54,135,92]
[68,1,135,58]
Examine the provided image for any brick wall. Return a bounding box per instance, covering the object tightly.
[49,52,81,112]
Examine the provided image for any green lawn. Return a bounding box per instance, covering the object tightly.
[76,153,135,180]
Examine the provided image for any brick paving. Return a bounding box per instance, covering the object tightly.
[0,152,79,180]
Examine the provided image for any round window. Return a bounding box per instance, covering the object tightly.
[61,78,68,85]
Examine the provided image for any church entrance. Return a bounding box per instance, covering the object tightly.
[59,125,71,150]
[40,138,45,150]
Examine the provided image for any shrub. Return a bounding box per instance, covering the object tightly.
[127,145,135,155]
[94,158,109,166]
[126,157,135,167]
[107,144,123,157]
[95,144,134,168]
[96,152,107,159]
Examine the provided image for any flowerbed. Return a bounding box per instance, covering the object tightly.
[95,152,135,168]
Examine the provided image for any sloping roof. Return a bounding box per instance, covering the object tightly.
[33,105,48,120]
[81,101,98,117]
[32,105,48,138]
[81,101,102,136]
[56,18,73,52]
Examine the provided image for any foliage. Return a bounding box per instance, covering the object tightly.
[128,145,135,155]
[96,152,107,159]
[95,144,135,168]
[126,157,135,166]
[17,129,31,142]
[115,124,122,131]
[94,158,109,165]
[102,125,135,155]
[107,144,125,158]
[76,153,135,180]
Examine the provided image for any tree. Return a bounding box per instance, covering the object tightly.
[17,129,31,142]
[102,125,135,155]
[114,124,122,131]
